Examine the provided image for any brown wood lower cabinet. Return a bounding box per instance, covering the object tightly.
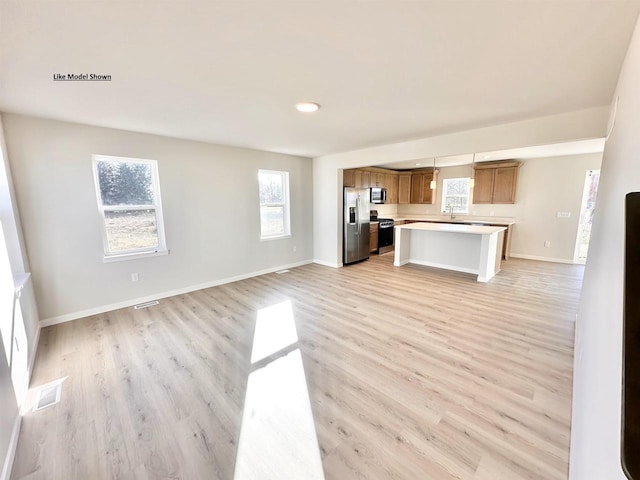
[370,223,378,253]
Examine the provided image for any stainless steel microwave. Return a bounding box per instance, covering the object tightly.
[371,187,386,204]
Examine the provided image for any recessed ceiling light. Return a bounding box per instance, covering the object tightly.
[415,163,421,166]
[483,155,491,159]
[295,102,320,113]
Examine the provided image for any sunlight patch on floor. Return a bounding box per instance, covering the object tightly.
[250,300,298,364]
[234,300,324,480]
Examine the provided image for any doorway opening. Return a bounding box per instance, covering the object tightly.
[574,169,600,264]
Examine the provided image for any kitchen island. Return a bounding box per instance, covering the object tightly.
[390,215,515,259]
[394,222,507,282]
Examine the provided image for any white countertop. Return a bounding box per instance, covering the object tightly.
[395,222,507,235]
[391,215,515,226]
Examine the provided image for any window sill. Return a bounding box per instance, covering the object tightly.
[102,249,169,263]
[260,234,292,242]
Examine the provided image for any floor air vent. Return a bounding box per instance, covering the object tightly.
[134,300,160,309]
[33,382,62,412]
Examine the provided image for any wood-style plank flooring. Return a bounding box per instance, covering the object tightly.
[12,254,583,479]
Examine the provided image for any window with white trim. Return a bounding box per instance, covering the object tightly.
[92,155,167,260]
[258,170,290,239]
[441,177,470,214]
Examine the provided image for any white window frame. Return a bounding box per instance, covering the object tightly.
[258,169,291,241]
[441,177,471,214]
[92,155,168,262]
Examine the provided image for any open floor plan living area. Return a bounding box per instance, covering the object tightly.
[1,1,640,479]
[13,256,581,479]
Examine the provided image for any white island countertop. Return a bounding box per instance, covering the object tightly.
[396,222,506,235]
[392,215,515,226]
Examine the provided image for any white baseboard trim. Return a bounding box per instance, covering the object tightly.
[1,414,21,480]
[40,259,313,328]
[312,259,342,268]
[509,253,576,265]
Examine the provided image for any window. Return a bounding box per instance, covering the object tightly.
[92,155,167,261]
[258,170,290,239]
[441,177,470,214]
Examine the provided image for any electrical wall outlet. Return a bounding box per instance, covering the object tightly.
[131,273,139,282]
[544,241,551,248]
[293,245,297,252]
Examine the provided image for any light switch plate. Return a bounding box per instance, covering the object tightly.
[557,211,571,218]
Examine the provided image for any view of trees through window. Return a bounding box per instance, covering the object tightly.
[97,161,154,205]
[258,170,290,238]
[94,157,164,254]
[442,177,470,214]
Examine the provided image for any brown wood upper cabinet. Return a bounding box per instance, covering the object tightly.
[398,174,411,204]
[386,174,399,204]
[410,170,436,204]
[374,173,386,188]
[343,169,356,187]
[343,168,401,204]
[472,161,521,204]
[354,170,370,188]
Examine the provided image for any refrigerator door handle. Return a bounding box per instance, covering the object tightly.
[355,195,359,235]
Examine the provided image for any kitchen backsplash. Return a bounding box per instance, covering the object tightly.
[375,204,399,217]
[396,202,519,218]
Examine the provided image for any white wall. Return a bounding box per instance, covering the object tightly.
[0,117,38,479]
[509,154,601,262]
[313,107,608,267]
[0,118,29,275]
[0,118,38,350]
[569,13,640,480]
[0,331,18,480]
[395,153,602,262]
[2,114,313,322]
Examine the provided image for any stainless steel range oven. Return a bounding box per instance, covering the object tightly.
[378,218,394,254]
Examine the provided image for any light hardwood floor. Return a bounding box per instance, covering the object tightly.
[12,254,582,479]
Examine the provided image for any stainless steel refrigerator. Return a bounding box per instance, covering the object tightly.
[343,187,371,265]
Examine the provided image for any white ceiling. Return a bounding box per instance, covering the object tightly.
[0,1,638,158]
